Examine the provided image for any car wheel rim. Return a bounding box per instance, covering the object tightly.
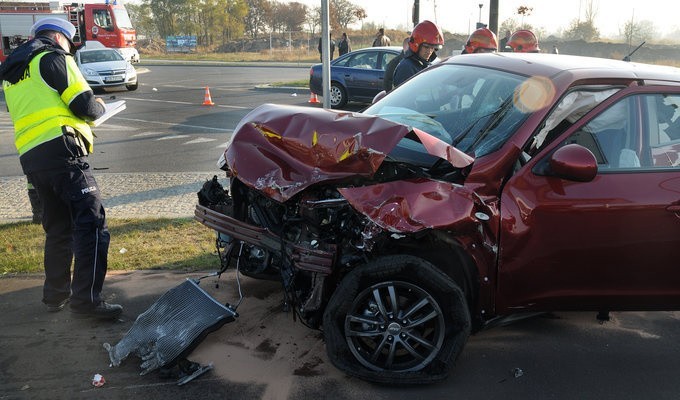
[344,281,445,372]
[330,86,343,106]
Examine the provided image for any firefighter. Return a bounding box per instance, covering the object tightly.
[507,29,541,53]
[0,17,123,319]
[461,27,498,54]
[392,20,444,88]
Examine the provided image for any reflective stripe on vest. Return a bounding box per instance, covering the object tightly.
[3,51,94,155]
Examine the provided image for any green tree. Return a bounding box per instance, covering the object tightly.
[224,0,247,41]
[143,0,189,38]
[126,2,158,40]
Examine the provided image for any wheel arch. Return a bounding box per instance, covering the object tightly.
[377,232,481,318]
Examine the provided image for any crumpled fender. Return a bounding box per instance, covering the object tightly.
[226,104,410,202]
[338,179,480,233]
[225,104,474,202]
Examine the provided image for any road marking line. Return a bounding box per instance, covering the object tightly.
[115,117,233,132]
[120,97,249,109]
[131,132,165,137]
[184,137,217,144]
[156,135,191,140]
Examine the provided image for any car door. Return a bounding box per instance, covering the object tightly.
[497,86,680,312]
[338,51,381,100]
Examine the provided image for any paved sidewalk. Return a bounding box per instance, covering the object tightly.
[0,172,221,223]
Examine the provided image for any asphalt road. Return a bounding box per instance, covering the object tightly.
[1,64,360,177]
[3,64,680,399]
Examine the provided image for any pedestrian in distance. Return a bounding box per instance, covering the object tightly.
[318,32,335,61]
[392,21,444,88]
[383,33,410,92]
[499,30,512,52]
[0,17,123,319]
[338,32,351,56]
[372,27,391,47]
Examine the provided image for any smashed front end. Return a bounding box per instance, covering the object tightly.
[195,103,482,328]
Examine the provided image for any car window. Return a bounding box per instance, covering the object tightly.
[380,52,398,70]
[93,9,113,29]
[80,50,122,63]
[531,86,622,153]
[561,93,680,171]
[344,52,377,69]
[646,94,680,168]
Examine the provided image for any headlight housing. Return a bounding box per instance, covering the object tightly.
[82,67,99,77]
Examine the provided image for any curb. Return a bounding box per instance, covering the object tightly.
[139,59,314,68]
[253,84,309,93]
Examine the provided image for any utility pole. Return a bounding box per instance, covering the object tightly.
[489,0,499,34]
[412,0,419,27]
[321,0,330,108]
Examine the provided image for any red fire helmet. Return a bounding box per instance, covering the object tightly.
[409,20,444,53]
[507,30,540,53]
[463,28,498,54]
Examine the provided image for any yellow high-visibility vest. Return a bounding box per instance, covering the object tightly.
[3,51,94,155]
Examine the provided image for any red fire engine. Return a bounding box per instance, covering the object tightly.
[0,0,138,63]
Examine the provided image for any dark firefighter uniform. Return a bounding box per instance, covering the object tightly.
[0,18,120,316]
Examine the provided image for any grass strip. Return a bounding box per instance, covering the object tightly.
[0,218,219,275]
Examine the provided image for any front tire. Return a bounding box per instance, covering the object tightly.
[330,82,347,109]
[323,255,471,384]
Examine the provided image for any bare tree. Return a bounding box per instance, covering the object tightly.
[244,0,271,38]
[564,0,599,41]
[306,6,320,36]
[620,19,657,45]
[329,0,366,31]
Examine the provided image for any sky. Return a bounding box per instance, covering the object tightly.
[288,0,680,38]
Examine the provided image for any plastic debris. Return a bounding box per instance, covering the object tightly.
[513,367,524,378]
[92,373,106,387]
[152,88,158,91]
[119,248,127,254]
[291,93,297,97]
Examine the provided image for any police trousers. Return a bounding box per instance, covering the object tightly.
[26,157,110,309]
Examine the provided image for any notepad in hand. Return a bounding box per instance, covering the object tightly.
[90,100,126,127]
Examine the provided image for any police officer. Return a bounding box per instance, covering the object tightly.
[0,17,123,319]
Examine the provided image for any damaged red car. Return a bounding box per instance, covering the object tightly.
[195,53,680,384]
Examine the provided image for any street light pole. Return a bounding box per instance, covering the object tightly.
[478,3,483,23]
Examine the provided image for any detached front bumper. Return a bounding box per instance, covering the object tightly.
[194,204,335,275]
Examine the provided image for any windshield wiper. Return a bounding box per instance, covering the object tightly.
[464,96,515,151]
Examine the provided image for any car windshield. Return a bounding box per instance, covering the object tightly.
[364,64,530,164]
[113,8,134,29]
[80,50,124,64]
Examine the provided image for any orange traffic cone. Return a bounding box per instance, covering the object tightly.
[308,92,320,104]
[202,86,215,106]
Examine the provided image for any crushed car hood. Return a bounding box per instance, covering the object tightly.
[226,104,473,202]
[338,179,480,233]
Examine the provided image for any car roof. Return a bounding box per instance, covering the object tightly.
[77,48,118,54]
[445,53,680,83]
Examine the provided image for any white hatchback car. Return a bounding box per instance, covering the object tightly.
[75,47,138,92]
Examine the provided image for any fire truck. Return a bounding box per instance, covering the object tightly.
[0,0,139,63]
